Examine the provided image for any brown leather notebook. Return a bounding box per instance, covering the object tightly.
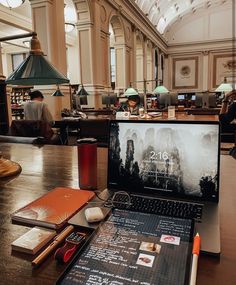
[11,187,95,229]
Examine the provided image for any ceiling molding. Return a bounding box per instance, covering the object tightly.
[167,38,233,54]
[0,8,32,32]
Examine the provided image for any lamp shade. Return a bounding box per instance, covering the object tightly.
[124,87,139,97]
[5,34,70,85]
[215,83,233,92]
[6,55,70,85]
[52,87,64,96]
[153,85,169,94]
[215,77,233,92]
[77,85,89,96]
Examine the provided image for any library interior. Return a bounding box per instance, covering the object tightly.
[0,1,236,285]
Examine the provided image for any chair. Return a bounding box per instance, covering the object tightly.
[78,119,109,147]
[220,123,236,143]
[221,131,236,143]
[8,120,61,145]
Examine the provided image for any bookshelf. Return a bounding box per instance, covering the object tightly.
[10,86,32,105]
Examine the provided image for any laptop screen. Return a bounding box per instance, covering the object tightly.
[108,120,220,202]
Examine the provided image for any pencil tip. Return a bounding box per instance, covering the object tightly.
[196,233,199,236]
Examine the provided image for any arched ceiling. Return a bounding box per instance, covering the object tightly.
[135,0,231,35]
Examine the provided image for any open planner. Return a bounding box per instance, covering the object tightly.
[57,209,194,285]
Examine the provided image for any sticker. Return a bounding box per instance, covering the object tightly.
[160,234,180,245]
[139,242,161,254]
[136,253,155,267]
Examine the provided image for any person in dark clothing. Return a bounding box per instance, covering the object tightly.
[219,90,236,132]
[117,95,142,115]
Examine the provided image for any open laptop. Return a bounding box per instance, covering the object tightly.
[106,120,221,255]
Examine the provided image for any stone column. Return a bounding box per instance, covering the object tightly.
[125,45,132,89]
[143,37,147,85]
[130,25,137,89]
[114,42,127,91]
[30,0,67,73]
[136,31,144,92]
[158,51,163,83]
[163,54,169,89]
[29,0,70,120]
[100,30,110,91]
[146,40,154,92]
[202,51,209,91]
[74,0,105,108]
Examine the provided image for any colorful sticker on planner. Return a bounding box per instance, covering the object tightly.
[160,234,180,245]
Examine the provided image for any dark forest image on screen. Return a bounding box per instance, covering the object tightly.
[108,122,219,199]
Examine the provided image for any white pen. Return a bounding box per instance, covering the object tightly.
[190,233,201,285]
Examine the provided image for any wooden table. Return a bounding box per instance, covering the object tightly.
[57,112,219,122]
[150,112,219,121]
[0,143,235,285]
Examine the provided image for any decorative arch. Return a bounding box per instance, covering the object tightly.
[109,15,125,45]
[108,14,126,92]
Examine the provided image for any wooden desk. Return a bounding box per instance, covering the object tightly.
[1,143,235,284]
[151,112,219,121]
[187,108,220,115]
[59,113,219,122]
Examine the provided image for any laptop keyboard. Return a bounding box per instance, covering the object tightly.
[111,193,203,221]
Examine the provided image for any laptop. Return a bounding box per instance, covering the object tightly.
[106,119,221,256]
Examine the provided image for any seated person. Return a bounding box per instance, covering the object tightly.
[24,90,54,126]
[117,94,142,115]
[219,90,236,132]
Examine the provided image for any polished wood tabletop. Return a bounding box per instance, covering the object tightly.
[57,111,219,122]
[0,143,235,285]
[83,112,219,121]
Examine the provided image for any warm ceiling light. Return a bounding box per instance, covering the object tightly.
[0,0,25,9]
[65,23,75,33]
